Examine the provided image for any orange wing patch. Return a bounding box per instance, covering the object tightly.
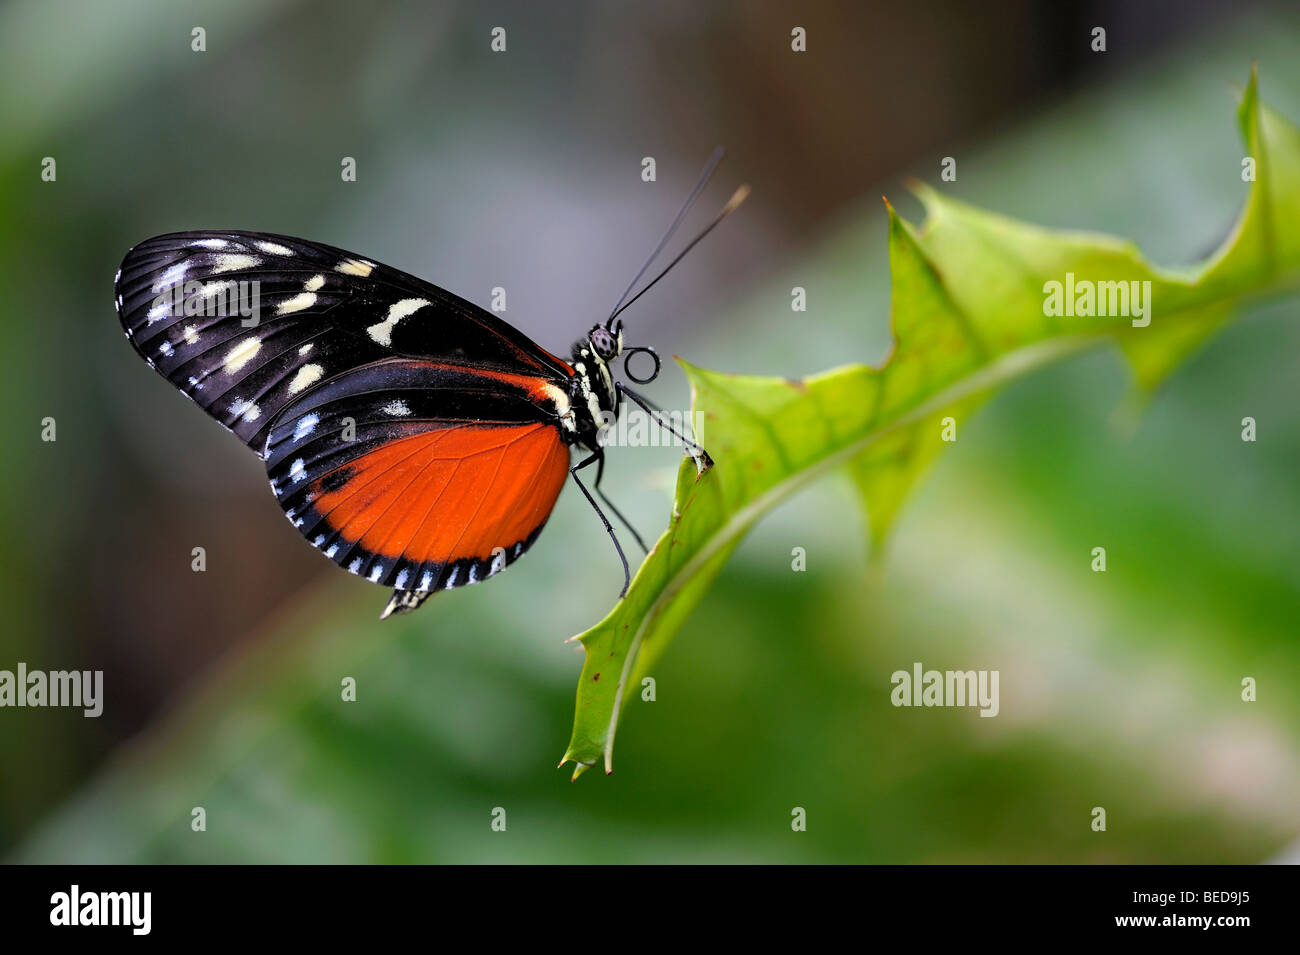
[309,422,570,574]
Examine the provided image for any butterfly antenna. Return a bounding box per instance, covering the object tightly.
[608,184,750,325]
[606,147,726,326]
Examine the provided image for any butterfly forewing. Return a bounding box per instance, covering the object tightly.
[114,230,573,455]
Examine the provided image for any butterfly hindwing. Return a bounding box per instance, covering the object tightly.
[114,230,574,454]
[264,357,572,594]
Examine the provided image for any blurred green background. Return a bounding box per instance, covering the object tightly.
[2,0,1298,862]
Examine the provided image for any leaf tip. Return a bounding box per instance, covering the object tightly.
[674,354,703,383]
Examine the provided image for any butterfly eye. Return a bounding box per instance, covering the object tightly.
[589,326,618,359]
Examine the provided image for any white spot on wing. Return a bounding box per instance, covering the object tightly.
[304,274,325,292]
[366,298,429,346]
[348,557,362,573]
[298,343,314,355]
[336,258,375,277]
[419,570,433,591]
[223,336,262,373]
[368,564,383,583]
[256,240,293,255]
[211,253,261,274]
[276,292,316,315]
[198,279,237,299]
[154,261,189,291]
[381,399,412,417]
[289,458,306,483]
[293,413,319,441]
[206,252,257,274]
[289,363,324,394]
[395,569,409,589]
[182,325,199,344]
[229,397,261,422]
[192,238,229,250]
[145,300,171,325]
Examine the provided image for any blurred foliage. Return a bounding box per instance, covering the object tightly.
[565,72,1300,777]
[3,3,1300,862]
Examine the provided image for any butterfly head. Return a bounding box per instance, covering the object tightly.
[572,320,660,390]
[589,320,623,361]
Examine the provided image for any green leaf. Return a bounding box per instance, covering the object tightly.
[561,68,1300,778]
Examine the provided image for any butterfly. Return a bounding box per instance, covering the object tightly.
[114,156,744,619]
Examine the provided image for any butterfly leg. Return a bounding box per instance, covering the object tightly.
[571,451,632,598]
[617,383,714,472]
[591,453,650,554]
